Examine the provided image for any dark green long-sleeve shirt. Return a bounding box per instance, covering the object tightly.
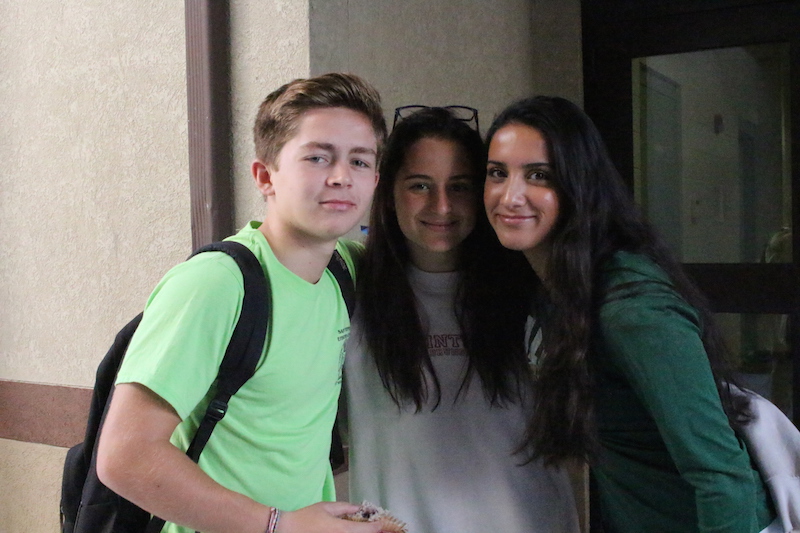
[591,251,774,532]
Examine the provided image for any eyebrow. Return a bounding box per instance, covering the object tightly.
[300,141,376,156]
[486,160,551,170]
[350,146,378,156]
[401,173,475,183]
[300,141,335,152]
[522,162,551,171]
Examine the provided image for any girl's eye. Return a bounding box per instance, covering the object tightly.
[529,171,549,181]
[486,167,506,180]
[409,182,430,191]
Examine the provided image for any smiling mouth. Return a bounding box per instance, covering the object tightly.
[496,213,536,225]
[421,221,457,231]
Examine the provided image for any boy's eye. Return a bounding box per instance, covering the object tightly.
[352,158,371,169]
[306,155,327,164]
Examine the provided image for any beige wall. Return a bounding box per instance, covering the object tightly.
[231,0,311,229]
[1,1,190,388]
[1,0,582,530]
[1,1,190,530]
[0,439,66,533]
[310,0,583,125]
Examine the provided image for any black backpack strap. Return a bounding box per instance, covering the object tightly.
[326,249,355,472]
[185,241,270,461]
[327,250,355,318]
[146,241,270,533]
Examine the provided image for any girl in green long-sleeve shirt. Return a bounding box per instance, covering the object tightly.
[483,96,777,533]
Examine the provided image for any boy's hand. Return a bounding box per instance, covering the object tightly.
[276,502,383,533]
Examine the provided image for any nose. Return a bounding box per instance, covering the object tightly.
[500,175,525,207]
[327,160,353,188]
[430,186,452,214]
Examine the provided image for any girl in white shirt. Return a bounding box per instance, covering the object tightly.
[345,106,579,533]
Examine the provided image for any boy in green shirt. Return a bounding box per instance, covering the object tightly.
[96,73,387,533]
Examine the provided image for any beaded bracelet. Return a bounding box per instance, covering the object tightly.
[266,507,281,533]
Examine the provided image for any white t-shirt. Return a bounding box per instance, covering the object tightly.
[344,267,579,533]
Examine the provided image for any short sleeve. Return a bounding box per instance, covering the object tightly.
[116,252,245,420]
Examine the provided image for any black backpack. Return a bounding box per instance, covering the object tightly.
[60,240,354,533]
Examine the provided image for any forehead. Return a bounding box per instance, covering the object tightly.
[287,107,378,150]
[401,137,471,171]
[489,123,549,162]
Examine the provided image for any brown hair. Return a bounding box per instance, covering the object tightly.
[359,107,535,411]
[253,72,387,166]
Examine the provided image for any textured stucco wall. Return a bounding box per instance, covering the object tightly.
[309,0,583,129]
[0,439,66,532]
[1,1,189,530]
[0,1,190,388]
[231,0,311,229]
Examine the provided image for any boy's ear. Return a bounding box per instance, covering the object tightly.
[252,160,274,198]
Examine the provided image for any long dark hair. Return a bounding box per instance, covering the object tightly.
[358,107,534,410]
[484,96,749,463]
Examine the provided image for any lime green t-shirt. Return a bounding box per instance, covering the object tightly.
[116,222,359,533]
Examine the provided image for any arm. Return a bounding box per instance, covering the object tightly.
[600,289,760,532]
[97,382,268,533]
[97,383,382,533]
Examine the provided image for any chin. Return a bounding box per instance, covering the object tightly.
[494,236,528,252]
[326,218,363,236]
[423,241,460,254]
[312,226,355,243]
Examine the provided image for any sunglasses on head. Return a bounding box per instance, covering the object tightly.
[392,105,479,133]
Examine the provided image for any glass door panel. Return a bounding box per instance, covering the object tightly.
[633,44,792,264]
